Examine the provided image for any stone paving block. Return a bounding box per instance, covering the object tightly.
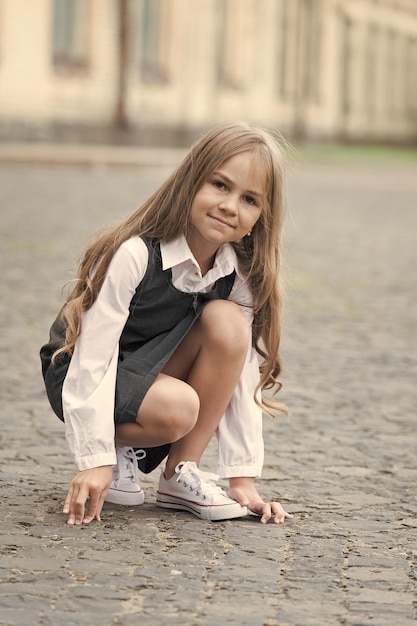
[344,565,409,585]
[347,553,410,569]
[349,588,411,605]
[0,608,49,626]
[276,601,346,626]
[345,605,416,626]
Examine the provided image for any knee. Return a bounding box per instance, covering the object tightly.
[200,300,249,358]
[155,382,199,443]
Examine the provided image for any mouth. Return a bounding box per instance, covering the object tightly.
[209,215,234,228]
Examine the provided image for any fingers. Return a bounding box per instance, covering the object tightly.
[266,502,294,525]
[64,484,105,525]
[228,485,293,525]
[63,467,111,525]
[260,502,272,524]
[64,482,89,525]
[83,488,108,524]
[63,484,73,515]
[249,501,293,524]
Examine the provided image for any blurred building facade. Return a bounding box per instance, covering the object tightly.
[0,0,416,145]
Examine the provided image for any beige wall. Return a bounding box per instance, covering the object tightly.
[0,0,416,144]
[0,0,118,124]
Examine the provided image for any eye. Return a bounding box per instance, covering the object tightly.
[212,180,226,190]
[244,195,257,206]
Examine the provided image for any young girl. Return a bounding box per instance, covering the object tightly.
[40,121,293,526]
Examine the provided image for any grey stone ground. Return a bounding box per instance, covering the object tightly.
[0,148,416,626]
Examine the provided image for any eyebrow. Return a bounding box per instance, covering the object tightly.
[212,170,263,199]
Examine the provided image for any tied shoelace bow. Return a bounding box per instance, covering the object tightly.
[175,461,225,500]
[118,448,146,484]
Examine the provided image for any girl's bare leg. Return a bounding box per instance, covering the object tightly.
[115,374,200,448]
[115,300,249,475]
[162,300,249,478]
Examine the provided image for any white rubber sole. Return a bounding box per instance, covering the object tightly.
[156,491,247,521]
[105,487,145,506]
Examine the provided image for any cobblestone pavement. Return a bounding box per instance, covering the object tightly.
[0,151,416,626]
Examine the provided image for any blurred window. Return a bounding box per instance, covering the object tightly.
[277,0,321,104]
[52,0,90,69]
[217,0,245,89]
[278,0,290,100]
[384,28,401,119]
[406,37,417,119]
[300,0,321,104]
[339,14,352,118]
[364,23,379,121]
[137,0,170,83]
[397,33,408,118]
[385,29,397,118]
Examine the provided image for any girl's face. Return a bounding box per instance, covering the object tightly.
[188,151,266,259]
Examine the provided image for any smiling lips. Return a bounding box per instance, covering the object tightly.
[209,215,234,228]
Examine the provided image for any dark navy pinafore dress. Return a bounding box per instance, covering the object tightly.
[40,237,236,473]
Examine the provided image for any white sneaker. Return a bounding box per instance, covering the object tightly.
[156,461,247,521]
[105,447,145,506]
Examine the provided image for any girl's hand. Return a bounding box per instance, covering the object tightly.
[63,466,112,525]
[228,476,293,525]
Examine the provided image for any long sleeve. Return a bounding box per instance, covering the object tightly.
[62,237,148,471]
[216,336,264,478]
[215,272,264,479]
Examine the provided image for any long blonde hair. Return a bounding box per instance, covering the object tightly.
[54,121,288,415]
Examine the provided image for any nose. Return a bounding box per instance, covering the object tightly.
[219,193,238,214]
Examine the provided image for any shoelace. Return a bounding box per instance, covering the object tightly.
[175,461,225,500]
[116,447,146,485]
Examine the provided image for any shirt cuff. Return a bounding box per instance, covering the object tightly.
[75,451,117,471]
[217,461,262,480]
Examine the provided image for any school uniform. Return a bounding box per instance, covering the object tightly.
[40,235,264,478]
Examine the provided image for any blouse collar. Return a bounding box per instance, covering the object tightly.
[160,235,244,280]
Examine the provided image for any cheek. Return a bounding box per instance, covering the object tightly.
[192,189,209,211]
[248,208,262,228]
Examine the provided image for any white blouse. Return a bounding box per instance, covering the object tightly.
[62,235,264,478]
